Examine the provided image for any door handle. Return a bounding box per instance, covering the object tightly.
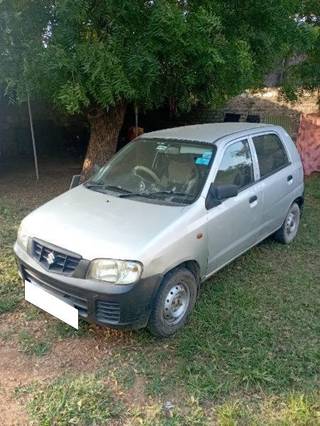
[287,175,293,182]
[249,195,258,204]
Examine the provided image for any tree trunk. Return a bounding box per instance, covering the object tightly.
[81,103,126,179]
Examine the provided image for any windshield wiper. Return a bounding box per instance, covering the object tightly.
[84,181,104,188]
[104,185,131,194]
[119,190,193,203]
[85,182,131,194]
[149,190,193,198]
[119,192,152,199]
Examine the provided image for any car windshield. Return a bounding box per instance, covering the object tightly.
[86,138,216,205]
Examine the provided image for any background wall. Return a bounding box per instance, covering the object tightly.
[179,89,319,141]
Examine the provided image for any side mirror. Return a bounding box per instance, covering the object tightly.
[69,174,81,189]
[212,184,238,200]
[206,183,238,209]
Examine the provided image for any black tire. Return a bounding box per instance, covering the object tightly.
[274,202,301,244]
[148,267,198,338]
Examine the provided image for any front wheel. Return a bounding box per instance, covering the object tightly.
[274,202,301,244]
[148,268,198,337]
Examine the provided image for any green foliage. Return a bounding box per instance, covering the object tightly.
[0,0,51,101]
[281,1,320,102]
[0,0,314,115]
[282,26,320,103]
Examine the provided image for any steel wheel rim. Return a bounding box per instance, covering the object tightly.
[162,283,190,325]
[285,209,298,236]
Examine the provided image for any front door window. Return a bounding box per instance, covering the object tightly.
[214,140,254,190]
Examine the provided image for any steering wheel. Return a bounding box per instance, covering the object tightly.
[133,165,161,185]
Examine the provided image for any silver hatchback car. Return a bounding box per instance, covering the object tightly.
[15,123,304,337]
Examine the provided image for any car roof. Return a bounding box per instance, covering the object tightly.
[141,123,276,145]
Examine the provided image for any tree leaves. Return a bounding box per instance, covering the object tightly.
[0,0,317,114]
[56,81,89,114]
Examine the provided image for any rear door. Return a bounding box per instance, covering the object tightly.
[250,132,294,237]
[206,138,263,274]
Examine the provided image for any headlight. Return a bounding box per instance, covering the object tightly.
[87,259,143,284]
[17,224,29,250]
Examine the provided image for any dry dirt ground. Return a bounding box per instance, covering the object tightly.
[0,158,82,209]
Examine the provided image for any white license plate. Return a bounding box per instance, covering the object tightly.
[25,280,79,329]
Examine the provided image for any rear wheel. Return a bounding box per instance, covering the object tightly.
[148,267,197,337]
[274,202,301,244]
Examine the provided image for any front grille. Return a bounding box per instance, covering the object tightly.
[32,239,81,275]
[96,300,120,324]
[23,267,88,317]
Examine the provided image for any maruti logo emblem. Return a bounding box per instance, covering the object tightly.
[47,252,55,266]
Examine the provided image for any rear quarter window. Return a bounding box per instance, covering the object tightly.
[252,133,289,178]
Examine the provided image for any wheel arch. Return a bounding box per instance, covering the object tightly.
[163,260,201,288]
[294,195,304,210]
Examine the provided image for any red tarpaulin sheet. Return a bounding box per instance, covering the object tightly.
[296,113,320,176]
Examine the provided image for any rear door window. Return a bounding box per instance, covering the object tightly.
[252,133,289,178]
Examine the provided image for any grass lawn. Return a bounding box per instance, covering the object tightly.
[0,162,319,425]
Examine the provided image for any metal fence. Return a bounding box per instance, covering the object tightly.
[262,114,300,140]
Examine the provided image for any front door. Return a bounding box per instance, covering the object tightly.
[206,139,262,274]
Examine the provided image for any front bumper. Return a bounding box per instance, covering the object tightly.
[14,243,162,329]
